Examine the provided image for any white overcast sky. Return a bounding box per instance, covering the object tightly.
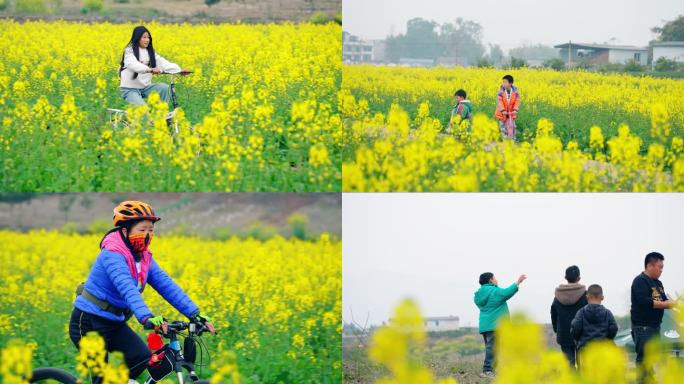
[343,0,683,51]
[343,194,684,327]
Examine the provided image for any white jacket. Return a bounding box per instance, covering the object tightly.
[120,45,180,89]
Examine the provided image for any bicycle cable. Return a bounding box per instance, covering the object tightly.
[176,331,211,369]
[196,333,212,377]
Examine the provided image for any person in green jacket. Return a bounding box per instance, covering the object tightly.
[447,89,473,134]
[474,272,527,377]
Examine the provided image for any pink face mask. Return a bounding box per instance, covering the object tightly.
[128,232,152,252]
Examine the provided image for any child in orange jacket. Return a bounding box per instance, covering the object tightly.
[495,75,520,140]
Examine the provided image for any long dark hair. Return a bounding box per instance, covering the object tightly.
[119,26,156,80]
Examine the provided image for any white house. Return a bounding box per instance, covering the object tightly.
[652,41,684,65]
[424,316,460,332]
[553,42,648,66]
[343,32,374,64]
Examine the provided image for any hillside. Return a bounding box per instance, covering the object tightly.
[0,0,340,23]
[0,193,341,237]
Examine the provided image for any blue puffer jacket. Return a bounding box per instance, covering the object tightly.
[74,231,199,324]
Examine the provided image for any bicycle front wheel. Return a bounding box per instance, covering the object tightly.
[29,368,79,383]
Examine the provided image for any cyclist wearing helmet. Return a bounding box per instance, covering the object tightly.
[68,200,211,383]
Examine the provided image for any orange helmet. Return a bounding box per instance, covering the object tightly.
[113,201,161,227]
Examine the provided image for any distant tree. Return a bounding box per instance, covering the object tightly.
[624,59,644,72]
[543,57,566,71]
[488,44,505,67]
[654,57,677,72]
[476,57,493,68]
[385,18,442,61]
[212,227,234,241]
[385,17,486,65]
[651,15,684,41]
[384,35,402,63]
[205,0,220,6]
[404,18,442,59]
[310,12,333,24]
[440,18,486,66]
[574,60,592,70]
[244,221,277,241]
[288,214,310,240]
[509,56,527,69]
[509,44,557,61]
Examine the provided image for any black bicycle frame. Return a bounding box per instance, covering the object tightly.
[144,328,201,383]
[169,74,179,110]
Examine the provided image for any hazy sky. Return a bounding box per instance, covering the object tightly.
[343,0,683,51]
[343,194,684,327]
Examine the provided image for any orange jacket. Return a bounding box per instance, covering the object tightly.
[495,85,520,121]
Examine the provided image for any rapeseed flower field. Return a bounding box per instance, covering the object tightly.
[0,21,342,192]
[0,230,341,383]
[342,65,684,192]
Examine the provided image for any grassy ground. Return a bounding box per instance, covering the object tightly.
[0,193,343,237]
[343,328,496,384]
[342,324,573,384]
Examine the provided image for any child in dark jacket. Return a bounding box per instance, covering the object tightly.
[551,265,587,368]
[570,284,618,361]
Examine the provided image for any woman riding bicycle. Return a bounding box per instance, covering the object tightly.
[119,26,187,106]
[68,201,210,383]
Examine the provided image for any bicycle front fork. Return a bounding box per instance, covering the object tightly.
[170,80,178,110]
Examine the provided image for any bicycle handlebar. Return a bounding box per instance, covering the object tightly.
[144,318,216,337]
[158,70,194,76]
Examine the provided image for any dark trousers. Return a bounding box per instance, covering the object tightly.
[560,343,577,368]
[69,308,151,382]
[482,331,495,373]
[632,325,660,382]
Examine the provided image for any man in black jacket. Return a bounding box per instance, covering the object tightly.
[570,284,618,365]
[630,252,676,379]
[550,265,587,368]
